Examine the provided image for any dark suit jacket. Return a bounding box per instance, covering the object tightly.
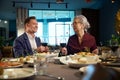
[13,33,41,57]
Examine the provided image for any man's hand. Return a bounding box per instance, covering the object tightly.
[37,46,49,53]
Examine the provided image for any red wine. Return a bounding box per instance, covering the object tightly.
[60,43,66,47]
[41,43,48,46]
[110,46,119,52]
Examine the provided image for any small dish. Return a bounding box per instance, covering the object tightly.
[0,68,34,80]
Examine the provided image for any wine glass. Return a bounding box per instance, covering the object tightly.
[60,43,66,48]
[41,38,48,46]
[110,46,119,52]
[59,38,67,57]
[60,38,66,48]
[41,43,48,46]
[109,40,119,54]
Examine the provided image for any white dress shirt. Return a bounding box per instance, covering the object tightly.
[26,32,37,50]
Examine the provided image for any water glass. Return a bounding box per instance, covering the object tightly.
[101,50,112,60]
[33,54,48,75]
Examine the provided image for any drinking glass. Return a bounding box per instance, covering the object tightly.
[33,53,48,75]
[41,43,48,46]
[110,46,119,53]
[60,43,66,48]
[101,49,112,60]
[41,38,48,46]
[60,38,66,48]
[109,39,119,54]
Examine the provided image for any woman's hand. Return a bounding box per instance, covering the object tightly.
[61,47,67,55]
[92,49,98,54]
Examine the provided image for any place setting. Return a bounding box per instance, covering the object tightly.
[31,52,65,80]
[0,51,62,80]
[0,67,34,80]
[99,46,120,67]
[58,52,101,69]
[0,58,24,69]
[0,57,35,80]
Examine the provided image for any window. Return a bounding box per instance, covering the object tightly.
[29,10,75,46]
[35,22,43,38]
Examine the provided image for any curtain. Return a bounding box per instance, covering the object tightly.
[16,8,28,36]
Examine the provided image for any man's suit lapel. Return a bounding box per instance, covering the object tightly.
[35,37,41,47]
[23,33,32,51]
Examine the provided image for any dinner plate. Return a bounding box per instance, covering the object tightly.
[30,53,59,63]
[9,58,19,62]
[7,63,23,68]
[46,53,58,57]
[0,68,34,80]
[26,59,34,63]
[60,56,101,68]
[0,62,23,68]
[101,62,120,67]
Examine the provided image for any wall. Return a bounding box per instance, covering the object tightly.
[0,0,120,46]
[99,0,120,45]
[0,0,104,20]
[0,19,9,39]
[9,20,16,37]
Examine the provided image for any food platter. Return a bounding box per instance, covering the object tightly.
[0,61,23,68]
[59,53,101,68]
[20,53,58,63]
[60,57,100,68]
[0,68,34,80]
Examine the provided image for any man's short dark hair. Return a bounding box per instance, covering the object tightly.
[24,16,36,25]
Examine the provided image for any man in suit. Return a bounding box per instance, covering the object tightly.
[13,16,48,58]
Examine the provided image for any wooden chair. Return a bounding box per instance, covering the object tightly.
[1,46,13,58]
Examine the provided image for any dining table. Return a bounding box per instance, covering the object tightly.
[18,57,120,80]
[22,62,83,80]
[1,53,120,80]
